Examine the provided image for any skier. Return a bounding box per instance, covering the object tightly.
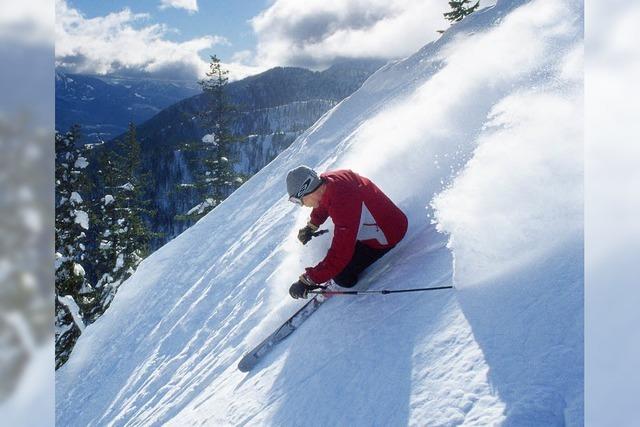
[286,166,408,299]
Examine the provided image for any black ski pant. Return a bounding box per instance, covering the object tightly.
[333,241,393,288]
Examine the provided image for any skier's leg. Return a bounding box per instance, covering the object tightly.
[333,242,392,288]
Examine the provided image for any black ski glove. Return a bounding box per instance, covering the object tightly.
[289,274,321,299]
[297,222,319,245]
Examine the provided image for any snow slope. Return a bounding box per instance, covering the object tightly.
[56,0,583,425]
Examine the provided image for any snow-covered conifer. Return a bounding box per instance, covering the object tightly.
[177,55,244,221]
[55,126,97,368]
[91,123,152,316]
[444,0,480,23]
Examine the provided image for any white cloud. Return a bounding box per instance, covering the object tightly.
[249,0,452,69]
[54,0,495,81]
[224,61,268,81]
[159,0,199,14]
[55,0,224,79]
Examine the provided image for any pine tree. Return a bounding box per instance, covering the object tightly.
[92,123,152,314]
[115,123,152,277]
[55,126,97,368]
[444,0,480,23]
[178,55,243,220]
[90,148,122,318]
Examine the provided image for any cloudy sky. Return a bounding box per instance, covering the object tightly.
[55,0,459,81]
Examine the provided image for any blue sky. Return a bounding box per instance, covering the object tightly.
[67,0,268,62]
[56,0,454,81]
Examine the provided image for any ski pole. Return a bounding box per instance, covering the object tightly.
[308,285,454,296]
[311,229,329,237]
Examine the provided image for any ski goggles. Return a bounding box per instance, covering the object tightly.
[288,195,303,206]
[288,176,321,206]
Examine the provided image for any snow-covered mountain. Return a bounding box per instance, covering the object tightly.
[55,72,201,142]
[56,0,583,425]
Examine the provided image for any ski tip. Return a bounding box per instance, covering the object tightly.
[237,355,257,373]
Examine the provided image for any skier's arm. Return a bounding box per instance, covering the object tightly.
[305,194,360,284]
[310,205,329,228]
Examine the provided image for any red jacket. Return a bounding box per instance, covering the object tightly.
[305,170,408,284]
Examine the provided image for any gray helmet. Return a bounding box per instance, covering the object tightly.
[286,165,321,199]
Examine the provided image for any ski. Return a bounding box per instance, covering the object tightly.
[237,293,331,372]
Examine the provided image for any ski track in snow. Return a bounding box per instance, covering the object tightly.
[56,0,583,425]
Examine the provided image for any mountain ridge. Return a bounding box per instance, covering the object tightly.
[101,59,386,247]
